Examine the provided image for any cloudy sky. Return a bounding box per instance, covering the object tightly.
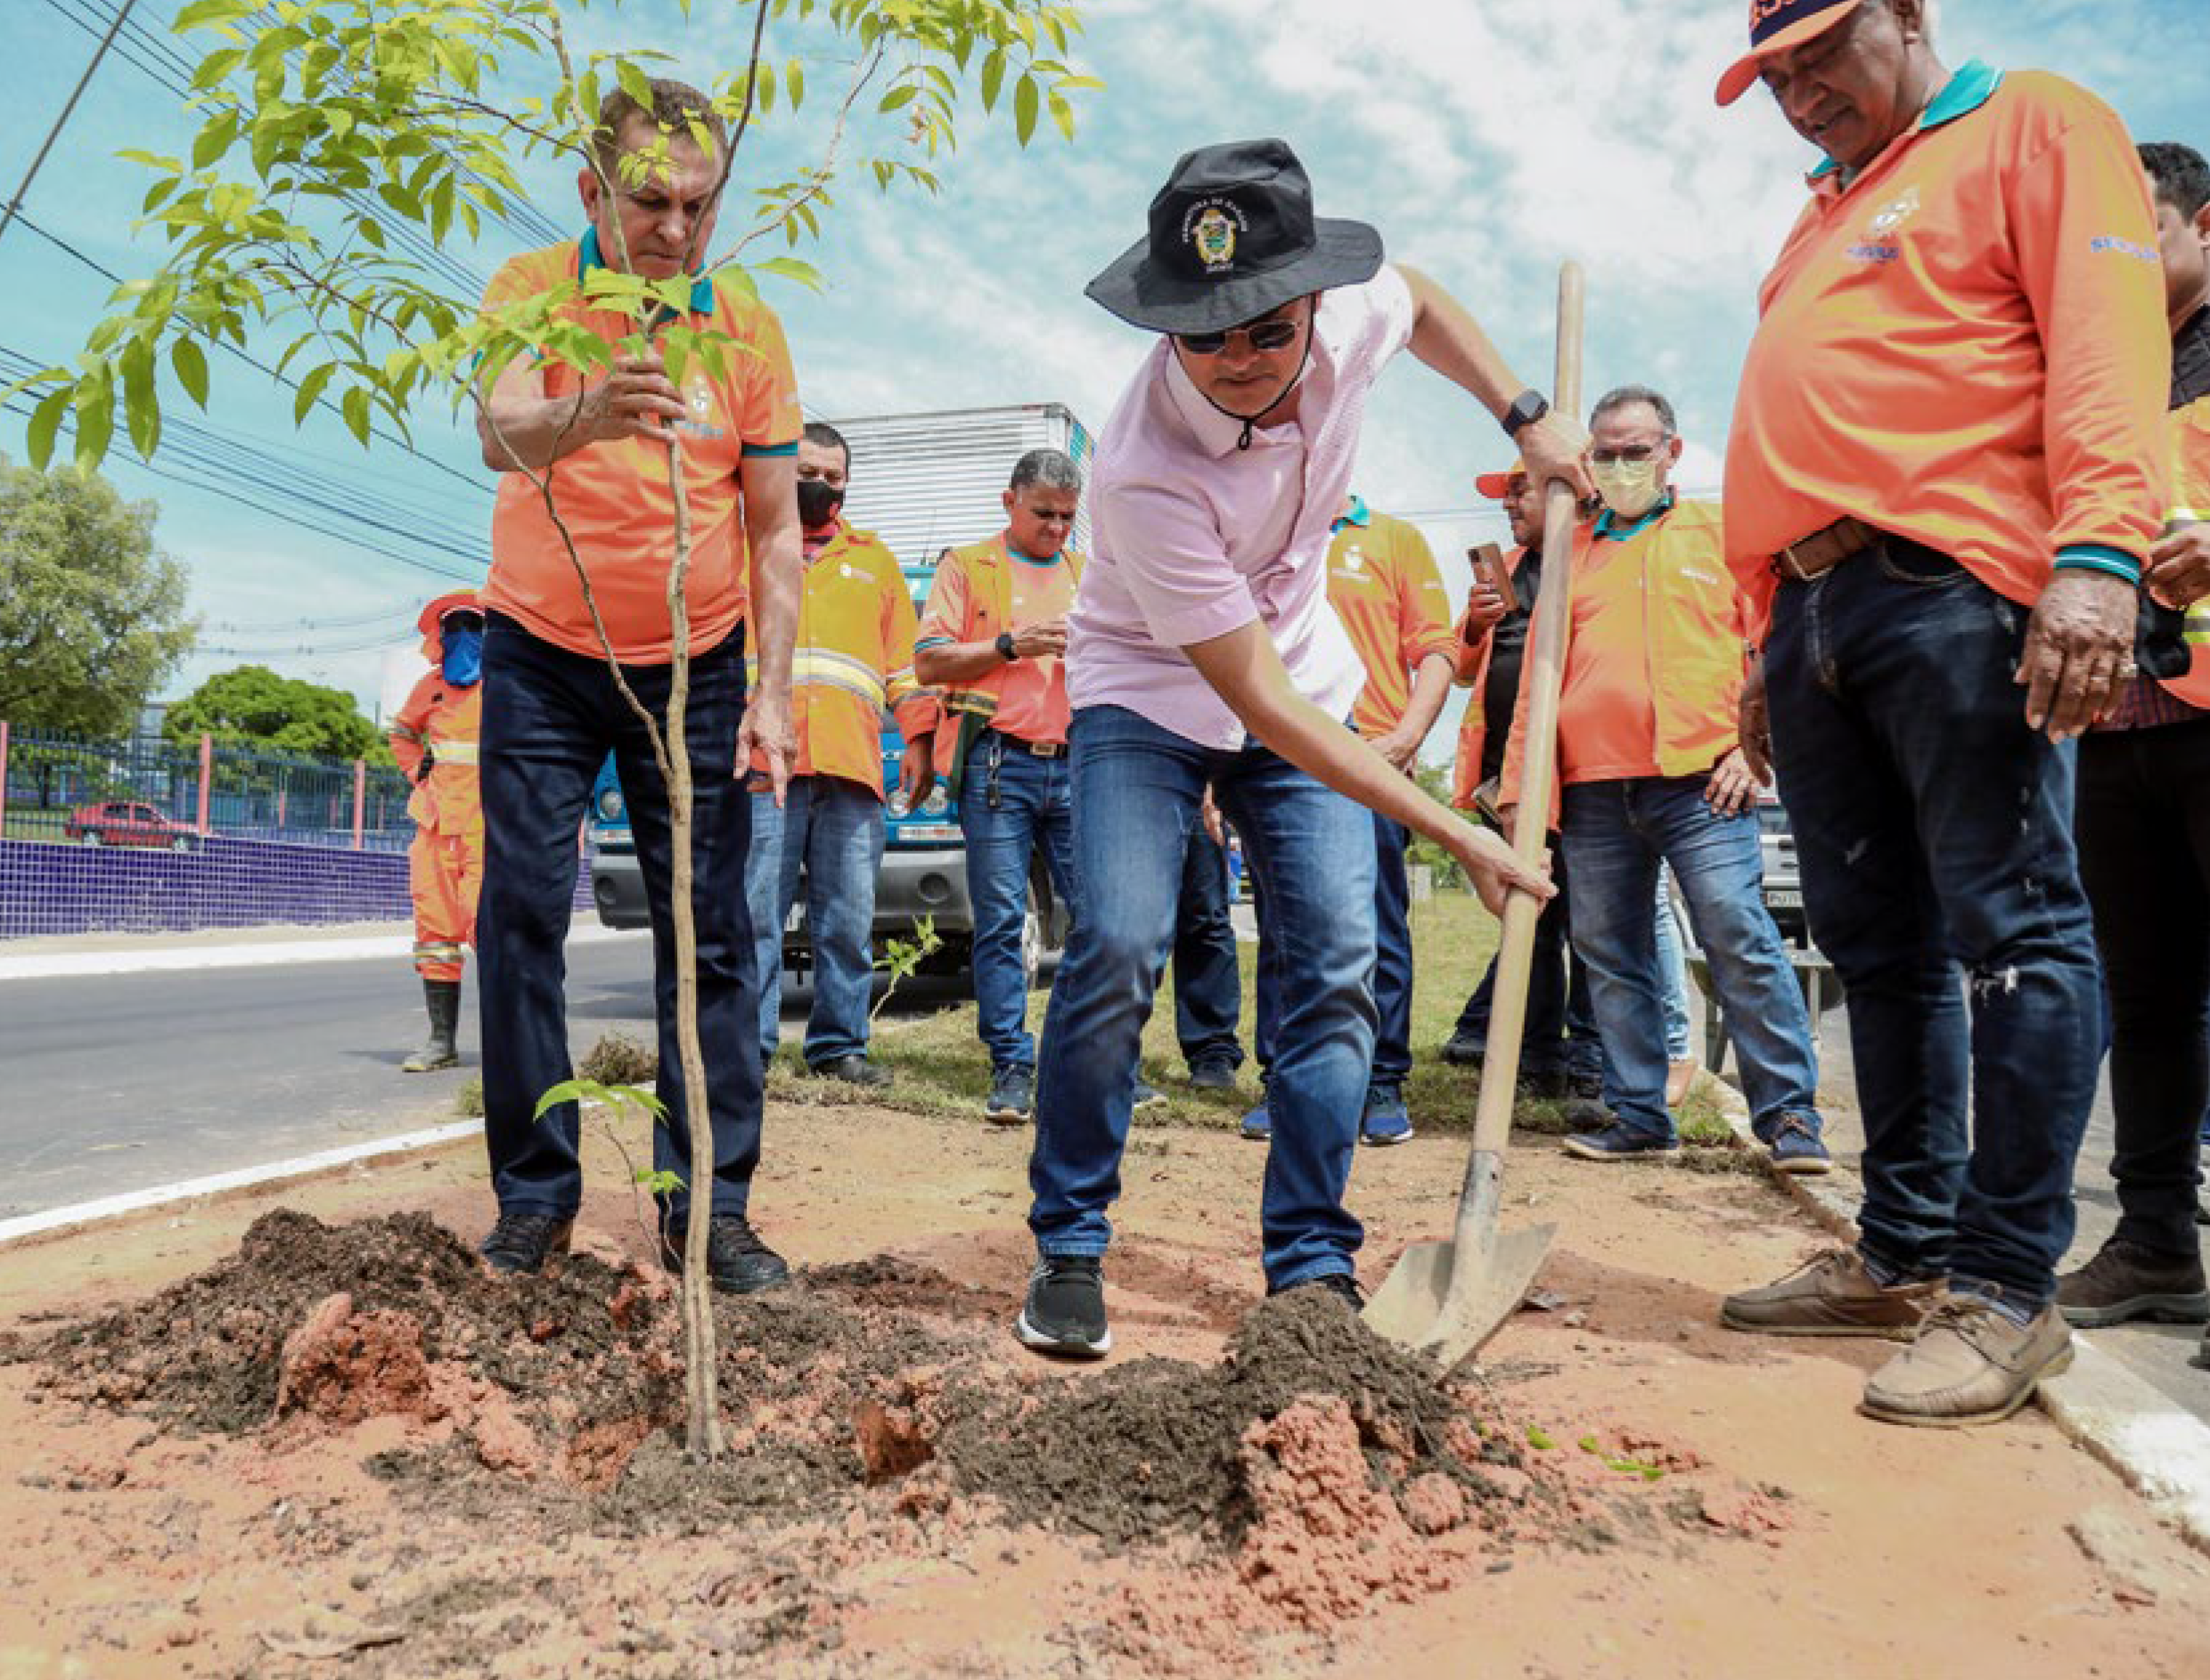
[1,0,2199,742]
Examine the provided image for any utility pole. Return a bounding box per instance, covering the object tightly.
[0,0,141,248]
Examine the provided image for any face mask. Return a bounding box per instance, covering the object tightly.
[796,478,846,529]
[1592,457,1666,520]
[442,627,484,687]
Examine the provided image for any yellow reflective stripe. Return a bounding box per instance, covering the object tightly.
[413,942,465,958]
[425,739,479,765]
[790,649,887,706]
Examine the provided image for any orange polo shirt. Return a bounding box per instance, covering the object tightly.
[747,521,937,797]
[2162,389,2210,708]
[479,232,804,664]
[390,675,483,838]
[916,537,1079,747]
[1501,500,1745,814]
[1723,63,2169,642]
[1325,499,1460,738]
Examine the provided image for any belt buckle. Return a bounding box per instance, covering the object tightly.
[1033,741,1062,758]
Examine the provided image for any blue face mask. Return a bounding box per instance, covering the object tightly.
[442,627,484,686]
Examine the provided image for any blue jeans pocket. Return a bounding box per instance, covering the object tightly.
[1873,539,1969,588]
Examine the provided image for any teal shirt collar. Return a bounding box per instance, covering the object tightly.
[1810,59,2002,183]
[577,225,716,315]
[1331,494,1372,535]
[1592,491,1676,544]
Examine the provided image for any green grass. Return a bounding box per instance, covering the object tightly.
[794,889,1738,1147]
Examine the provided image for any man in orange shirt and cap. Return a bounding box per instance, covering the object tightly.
[1713,0,2170,1425]
[389,591,486,1074]
[2056,141,2210,1348]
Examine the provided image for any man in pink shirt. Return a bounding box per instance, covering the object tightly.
[1016,138,1584,1358]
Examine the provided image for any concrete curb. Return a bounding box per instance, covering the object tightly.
[0,923,641,983]
[0,1121,482,1250]
[1698,1075,2210,1556]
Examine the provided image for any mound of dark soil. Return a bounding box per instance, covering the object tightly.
[943,1289,1525,1548]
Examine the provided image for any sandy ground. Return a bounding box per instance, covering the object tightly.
[1,1097,2206,1678]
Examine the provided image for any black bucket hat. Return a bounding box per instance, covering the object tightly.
[1085,138,1384,336]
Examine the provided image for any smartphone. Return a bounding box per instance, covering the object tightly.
[1469,543,1512,602]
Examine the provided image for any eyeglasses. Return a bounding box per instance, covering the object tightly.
[1175,317,1302,356]
[1590,442,1668,465]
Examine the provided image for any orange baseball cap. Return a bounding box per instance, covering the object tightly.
[1715,0,1860,108]
[415,589,482,637]
[1475,460,1527,499]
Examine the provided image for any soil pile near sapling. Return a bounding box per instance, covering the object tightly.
[20,1209,678,1443]
[945,1289,1534,1548]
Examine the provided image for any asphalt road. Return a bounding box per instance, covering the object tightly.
[0,936,969,1224]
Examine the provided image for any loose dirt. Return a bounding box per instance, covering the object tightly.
[2,1101,2206,1677]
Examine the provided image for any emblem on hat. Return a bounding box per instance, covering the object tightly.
[1184,200,1246,275]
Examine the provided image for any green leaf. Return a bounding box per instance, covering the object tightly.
[879,83,919,113]
[119,337,160,460]
[754,255,823,291]
[1049,91,1075,144]
[73,373,115,470]
[1013,74,1040,146]
[191,111,238,170]
[615,58,654,110]
[786,56,805,110]
[171,338,209,409]
[26,385,70,471]
[980,47,1006,112]
[1526,1426,1557,1450]
[174,0,254,30]
[535,1078,593,1119]
[340,384,372,447]
[291,362,336,424]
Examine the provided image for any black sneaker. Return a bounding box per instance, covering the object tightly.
[1440,1031,1486,1069]
[1185,1058,1239,1092]
[659,1215,790,1295]
[1014,1255,1110,1358]
[1275,1271,1365,1311]
[1565,1069,1606,1102]
[479,1212,574,1275]
[985,1066,1035,1126]
[810,1053,893,1089]
[1518,1067,1570,1101]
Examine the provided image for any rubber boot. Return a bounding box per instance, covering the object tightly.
[402,978,462,1072]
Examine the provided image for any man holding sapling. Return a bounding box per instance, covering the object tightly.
[471,80,804,1292]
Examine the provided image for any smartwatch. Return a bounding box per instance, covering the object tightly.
[994,630,1018,663]
[1502,389,1550,438]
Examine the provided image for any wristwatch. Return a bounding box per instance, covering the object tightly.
[994,631,1017,662]
[1501,389,1550,438]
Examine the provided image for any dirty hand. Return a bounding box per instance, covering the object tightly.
[1461,583,1509,640]
[1513,413,1595,504]
[897,737,934,802]
[1738,657,1772,783]
[739,690,796,806]
[1199,786,1225,849]
[2148,522,2210,608]
[1445,816,1553,918]
[1705,747,1763,817]
[1010,619,1068,660]
[579,353,687,446]
[2016,568,2138,739]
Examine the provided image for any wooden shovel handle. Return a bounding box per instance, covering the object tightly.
[1466,263,1584,1164]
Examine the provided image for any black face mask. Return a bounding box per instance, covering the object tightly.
[796,479,846,529]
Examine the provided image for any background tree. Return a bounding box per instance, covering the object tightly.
[0,456,196,737]
[10,0,1095,1461]
[163,663,389,762]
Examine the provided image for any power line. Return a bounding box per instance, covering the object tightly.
[1,0,138,247]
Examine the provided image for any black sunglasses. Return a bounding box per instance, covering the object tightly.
[1175,317,1302,356]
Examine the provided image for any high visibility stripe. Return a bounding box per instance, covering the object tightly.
[413,942,465,959]
[426,739,479,765]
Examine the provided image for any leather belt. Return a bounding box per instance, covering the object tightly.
[1772,515,1884,582]
[992,729,1062,758]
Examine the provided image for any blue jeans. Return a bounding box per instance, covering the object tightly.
[745,776,887,1068]
[1766,537,2100,1302]
[959,730,1079,1073]
[1031,705,1376,1290]
[1254,809,1411,1089]
[1452,839,1605,1081]
[478,613,761,1221]
[1653,871,1693,1062]
[1173,829,1245,1070]
[1561,776,1821,1143]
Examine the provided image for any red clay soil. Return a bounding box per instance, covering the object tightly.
[0,1100,2206,1676]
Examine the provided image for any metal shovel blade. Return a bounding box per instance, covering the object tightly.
[1363,1214,1557,1373]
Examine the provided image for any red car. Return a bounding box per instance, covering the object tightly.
[62,800,197,850]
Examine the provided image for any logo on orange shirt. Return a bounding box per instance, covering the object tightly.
[1865,186,1920,238]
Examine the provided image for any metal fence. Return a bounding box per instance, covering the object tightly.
[0,722,413,854]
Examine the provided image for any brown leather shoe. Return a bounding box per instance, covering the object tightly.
[2055,1238,2210,1328]
[1720,1247,1944,1339]
[1860,1294,2074,1428]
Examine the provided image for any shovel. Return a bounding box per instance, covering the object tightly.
[1365,260,1584,1373]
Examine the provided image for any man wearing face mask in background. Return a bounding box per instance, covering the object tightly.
[390,592,489,1074]
[743,422,937,1087]
[1500,386,1827,1171]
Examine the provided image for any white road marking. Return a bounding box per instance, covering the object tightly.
[0,923,641,983]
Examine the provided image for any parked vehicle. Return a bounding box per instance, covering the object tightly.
[62,800,197,850]
[588,401,1093,988]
